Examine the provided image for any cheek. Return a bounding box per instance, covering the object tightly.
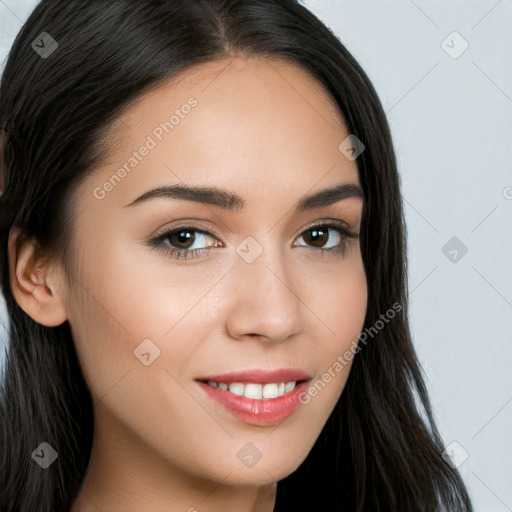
[64,244,180,398]
[297,255,367,422]
[66,239,226,425]
[312,251,368,347]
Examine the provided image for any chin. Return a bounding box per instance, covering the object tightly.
[206,450,308,487]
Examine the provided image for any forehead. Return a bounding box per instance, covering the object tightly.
[103,55,346,156]
[84,55,358,212]
[131,55,341,118]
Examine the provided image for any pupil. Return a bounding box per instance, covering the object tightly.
[307,228,327,247]
[173,230,194,248]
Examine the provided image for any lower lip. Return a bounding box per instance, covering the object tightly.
[196,380,310,426]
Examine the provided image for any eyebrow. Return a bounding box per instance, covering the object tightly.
[123,182,364,212]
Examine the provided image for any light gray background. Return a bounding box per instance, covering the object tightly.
[1,1,511,510]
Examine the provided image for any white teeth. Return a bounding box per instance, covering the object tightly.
[262,383,278,398]
[228,382,244,396]
[205,380,298,399]
[285,381,296,393]
[244,383,262,399]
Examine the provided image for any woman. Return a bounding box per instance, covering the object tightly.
[0,1,473,511]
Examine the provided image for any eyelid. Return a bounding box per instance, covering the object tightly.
[151,220,223,244]
[151,218,356,243]
[299,217,352,234]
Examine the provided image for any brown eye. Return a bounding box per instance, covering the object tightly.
[147,226,220,260]
[302,226,335,248]
[294,222,358,257]
[169,229,197,249]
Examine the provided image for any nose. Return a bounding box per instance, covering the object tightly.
[224,240,306,343]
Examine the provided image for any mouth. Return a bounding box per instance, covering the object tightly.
[194,368,312,426]
[198,379,309,399]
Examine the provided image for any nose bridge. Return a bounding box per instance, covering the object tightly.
[225,234,304,341]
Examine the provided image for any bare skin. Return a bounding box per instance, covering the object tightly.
[9,55,367,511]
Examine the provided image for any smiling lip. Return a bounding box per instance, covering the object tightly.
[196,368,312,384]
[195,368,312,426]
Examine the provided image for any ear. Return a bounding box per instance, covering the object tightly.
[8,227,68,327]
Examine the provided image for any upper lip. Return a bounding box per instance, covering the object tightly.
[196,368,312,384]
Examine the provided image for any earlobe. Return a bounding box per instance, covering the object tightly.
[8,227,68,327]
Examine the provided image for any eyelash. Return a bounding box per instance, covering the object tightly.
[147,221,359,260]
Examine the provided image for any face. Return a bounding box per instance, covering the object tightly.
[61,55,367,506]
